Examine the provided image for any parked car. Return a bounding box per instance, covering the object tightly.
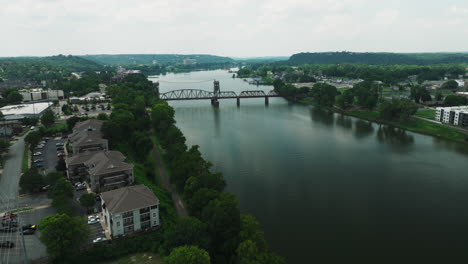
[33,159,44,163]
[33,152,42,156]
[22,224,37,230]
[92,237,106,243]
[0,241,14,248]
[56,147,64,151]
[95,195,101,201]
[75,184,86,191]
[56,143,64,147]
[36,145,44,149]
[57,153,66,158]
[30,126,35,130]
[22,229,35,235]
[61,135,68,139]
[35,163,44,168]
[41,185,50,191]
[39,140,46,144]
[88,218,99,225]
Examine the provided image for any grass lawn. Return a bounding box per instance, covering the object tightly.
[21,146,29,173]
[341,109,468,143]
[101,253,163,264]
[414,109,436,120]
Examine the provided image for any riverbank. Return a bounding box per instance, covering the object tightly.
[297,97,468,144]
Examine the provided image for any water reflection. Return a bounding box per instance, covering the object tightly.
[376,125,415,149]
[353,119,374,140]
[309,107,334,126]
[335,114,353,130]
[432,138,468,156]
[213,107,221,136]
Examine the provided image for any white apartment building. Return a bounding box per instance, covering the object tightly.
[100,185,160,237]
[435,106,468,127]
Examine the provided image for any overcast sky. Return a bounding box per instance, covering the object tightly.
[1,0,467,57]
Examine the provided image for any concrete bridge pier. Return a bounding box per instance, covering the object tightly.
[211,98,219,107]
[265,96,269,105]
[236,97,240,107]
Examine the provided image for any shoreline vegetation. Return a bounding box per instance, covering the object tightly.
[296,97,468,143]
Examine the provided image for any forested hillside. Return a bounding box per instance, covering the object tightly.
[288,52,468,65]
[81,54,234,65]
[0,55,105,80]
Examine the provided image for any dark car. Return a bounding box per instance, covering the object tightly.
[22,229,35,235]
[0,241,14,248]
[35,163,44,168]
[22,224,37,230]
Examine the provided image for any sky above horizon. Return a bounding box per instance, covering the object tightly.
[1,0,468,58]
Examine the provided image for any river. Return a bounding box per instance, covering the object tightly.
[149,70,468,262]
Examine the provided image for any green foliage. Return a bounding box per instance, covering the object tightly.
[48,177,74,215]
[66,116,88,131]
[151,102,176,132]
[378,98,418,121]
[22,117,39,126]
[273,79,301,97]
[97,112,108,120]
[165,246,211,264]
[441,80,459,90]
[435,91,444,101]
[410,86,432,103]
[45,172,64,186]
[444,95,468,106]
[40,109,56,128]
[201,193,241,260]
[309,83,338,106]
[160,217,211,255]
[186,188,221,218]
[5,90,23,104]
[61,104,73,115]
[79,193,96,209]
[82,54,233,66]
[19,168,44,193]
[0,138,11,153]
[353,81,380,109]
[39,214,90,263]
[335,89,354,109]
[288,52,468,65]
[55,158,66,171]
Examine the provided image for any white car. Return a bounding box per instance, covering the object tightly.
[92,237,106,243]
[33,152,42,156]
[88,218,99,225]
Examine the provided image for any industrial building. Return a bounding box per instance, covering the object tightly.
[19,88,64,102]
[0,102,53,120]
[435,106,468,127]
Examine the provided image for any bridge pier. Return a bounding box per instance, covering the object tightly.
[265,96,269,105]
[236,97,240,106]
[211,99,219,107]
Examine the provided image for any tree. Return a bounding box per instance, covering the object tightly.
[410,86,431,103]
[353,81,379,109]
[444,95,468,106]
[201,193,241,260]
[435,91,443,101]
[19,168,45,193]
[165,246,211,264]
[131,131,153,162]
[378,98,418,121]
[39,214,90,263]
[161,217,211,255]
[0,138,10,153]
[79,193,96,211]
[25,130,43,150]
[55,158,67,171]
[152,102,175,133]
[48,177,74,215]
[45,172,64,186]
[441,80,459,90]
[97,112,108,120]
[41,109,56,128]
[61,104,73,115]
[6,91,23,104]
[186,188,221,218]
[309,83,338,106]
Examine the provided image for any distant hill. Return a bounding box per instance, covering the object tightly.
[80,54,235,66]
[288,52,468,65]
[233,56,289,64]
[0,55,105,80]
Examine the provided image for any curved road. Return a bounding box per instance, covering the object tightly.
[0,135,25,199]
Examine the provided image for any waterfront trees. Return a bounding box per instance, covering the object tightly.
[309,83,338,106]
[379,98,418,121]
[165,246,211,264]
[353,81,379,109]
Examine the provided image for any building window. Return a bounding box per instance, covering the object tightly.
[123,211,133,218]
[116,221,120,227]
[140,207,150,214]
[151,205,158,209]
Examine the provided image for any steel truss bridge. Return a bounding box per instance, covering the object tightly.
[159,89,280,106]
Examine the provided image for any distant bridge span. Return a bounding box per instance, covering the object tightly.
[155,80,280,106]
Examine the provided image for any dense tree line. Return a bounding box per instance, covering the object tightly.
[49,71,114,97]
[288,52,468,65]
[0,55,106,81]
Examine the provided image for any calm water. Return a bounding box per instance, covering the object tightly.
[150,70,468,262]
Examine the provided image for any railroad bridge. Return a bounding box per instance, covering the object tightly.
[155,80,279,106]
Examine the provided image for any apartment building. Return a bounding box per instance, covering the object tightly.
[435,106,468,127]
[68,120,108,153]
[100,185,160,237]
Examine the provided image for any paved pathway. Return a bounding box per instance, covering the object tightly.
[151,141,188,217]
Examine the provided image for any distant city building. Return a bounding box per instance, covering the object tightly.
[19,88,64,102]
[69,92,106,104]
[0,102,52,120]
[101,185,160,237]
[435,106,468,127]
[183,58,197,65]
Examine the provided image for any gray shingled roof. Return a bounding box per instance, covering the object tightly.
[100,185,159,215]
[65,150,101,166]
[84,151,133,176]
[69,130,108,147]
[73,119,104,133]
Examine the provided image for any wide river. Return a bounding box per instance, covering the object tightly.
[150,70,468,262]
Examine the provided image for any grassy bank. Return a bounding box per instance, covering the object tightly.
[333,108,468,143]
[21,146,29,173]
[414,109,436,120]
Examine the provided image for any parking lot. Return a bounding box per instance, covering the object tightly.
[0,206,53,263]
[32,137,67,174]
[87,213,107,244]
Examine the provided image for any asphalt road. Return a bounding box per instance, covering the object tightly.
[0,134,26,199]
